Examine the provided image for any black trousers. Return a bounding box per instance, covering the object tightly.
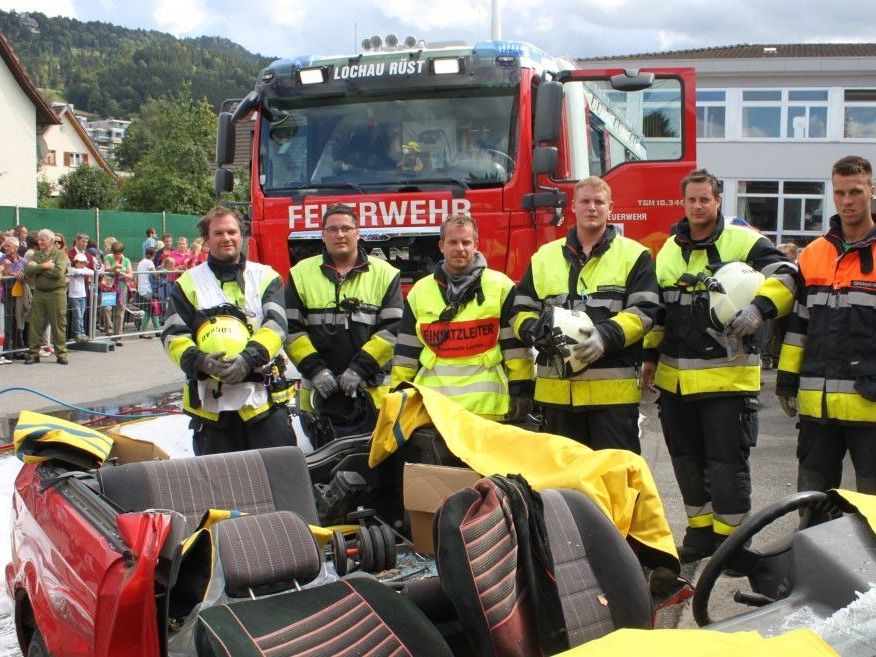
[658,392,758,528]
[798,419,876,494]
[542,404,641,453]
[191,405,294,456]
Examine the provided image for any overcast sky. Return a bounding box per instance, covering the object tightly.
[2,0,875,61]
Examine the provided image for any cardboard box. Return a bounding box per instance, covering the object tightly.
[403,463,481,554]
[106,423,171,463]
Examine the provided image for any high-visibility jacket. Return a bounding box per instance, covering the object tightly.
[514,226,659,408]
[391,263,532,420]
[645,215,796,397]
[285,248,402,411]
[777,215,876,424]
[163,257,287,422]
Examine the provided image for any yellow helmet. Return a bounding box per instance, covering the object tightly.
[196,314,251,358]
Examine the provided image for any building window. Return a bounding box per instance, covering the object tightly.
[64,152,87,167]
[696,90,726,138]
[741,89,827,139]
[44,150,56,166]
[737,180,824,243]
[844,89,876,138]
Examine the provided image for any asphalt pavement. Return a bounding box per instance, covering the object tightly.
[0,341,856,629]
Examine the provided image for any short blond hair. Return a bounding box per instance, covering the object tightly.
[574,176,612,200]
[440,214,479,241]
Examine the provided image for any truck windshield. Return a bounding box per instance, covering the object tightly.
[259,88,517,194]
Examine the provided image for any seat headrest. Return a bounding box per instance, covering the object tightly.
[213,511,321,596]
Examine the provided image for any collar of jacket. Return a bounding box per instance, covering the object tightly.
[825,214,876,249]
[320,245,370,282]
[563,224,616,265]
[207,253,246,285]
[825,213,876,273]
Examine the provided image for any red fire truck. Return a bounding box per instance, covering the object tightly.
[215,40,696,283]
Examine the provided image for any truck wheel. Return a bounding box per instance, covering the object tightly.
[28,629,49,657]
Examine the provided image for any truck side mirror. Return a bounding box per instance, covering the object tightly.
[214,167,234,197]
[532,146,558,177]
[533,81,563,143]
[216,112,236,166]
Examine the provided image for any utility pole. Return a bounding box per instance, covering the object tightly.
[491,0,501,40]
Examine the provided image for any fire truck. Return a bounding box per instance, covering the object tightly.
[215,40,696,284]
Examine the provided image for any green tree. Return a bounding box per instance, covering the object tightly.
[37,177,58,209]
[57,164,118,209]
[121,87,217,215]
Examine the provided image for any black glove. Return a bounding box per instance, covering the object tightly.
[506,396,533,423]
[523,308,570,359]
[215,355,251,385]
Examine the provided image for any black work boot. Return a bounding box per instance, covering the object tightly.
[676,526,715,564]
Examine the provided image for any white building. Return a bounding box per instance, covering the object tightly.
[86,118,131,162]
[0,31,58,207]
[577,44,876,246]
[40,104,116,195]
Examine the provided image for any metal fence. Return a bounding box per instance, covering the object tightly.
[1,269,174,361]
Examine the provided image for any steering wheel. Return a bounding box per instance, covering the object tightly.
[691,490,830,626]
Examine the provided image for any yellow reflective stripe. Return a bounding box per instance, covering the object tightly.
[799,389,876,423]
[361,333,395,368]
[286,334,318,365]
[643,327,663,351]
[168,335,196,366]
[390,365,417,389]
[513,310,539,338]
[610,311,645,347]
[252,325,282,358]
[713,517,739,536]
[535,377,641,407]
[778,343,804,374]
[655,362,761,395]
[688,513,713,529]
[505,356,533,383]
[758,277,795,317]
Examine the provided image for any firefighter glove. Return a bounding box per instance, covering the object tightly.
[197,351,227,377]
[778,395,797,417]
[216,355,251,385]
[727,303,763,338]
[339,368,363,398]
[312,368,339,399]
[573,326,605,364]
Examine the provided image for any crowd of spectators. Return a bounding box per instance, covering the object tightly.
[0,226,198,363]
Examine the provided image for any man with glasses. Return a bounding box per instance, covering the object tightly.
[391,214,533,421]
[284,204,402,419]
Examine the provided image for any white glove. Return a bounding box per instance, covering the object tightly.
[573,326,605,365]
[727,303,763,338]
[311,369,339,399]
[778,395,798,417]
[339,368,363,397]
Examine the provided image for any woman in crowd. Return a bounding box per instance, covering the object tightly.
[102,241,134,346]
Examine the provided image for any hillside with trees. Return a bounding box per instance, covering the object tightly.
[0,9,274,118]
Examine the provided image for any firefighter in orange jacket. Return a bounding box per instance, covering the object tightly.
[777,155,876,494]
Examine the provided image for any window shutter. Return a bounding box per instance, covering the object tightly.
[64,152,72,166]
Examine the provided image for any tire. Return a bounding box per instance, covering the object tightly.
[28,629,49,657]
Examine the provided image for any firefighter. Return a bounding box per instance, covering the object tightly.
[642,169,797,563]
[777,155,876,494]
[391,214,533,421]
[162,205,292,455]
[284,204,402,424]
[513,176,659,453]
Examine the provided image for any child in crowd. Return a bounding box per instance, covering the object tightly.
[136,247,161,337]
[68,252,92,342]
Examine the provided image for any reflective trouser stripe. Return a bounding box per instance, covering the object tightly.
[687,512,713,529]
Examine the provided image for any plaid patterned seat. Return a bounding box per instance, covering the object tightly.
[97,446,319,533]
[434,477,652,656]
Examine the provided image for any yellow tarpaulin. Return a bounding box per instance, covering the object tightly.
[14,410,114,466]
[371,384,679,570]
[557,628,837,657]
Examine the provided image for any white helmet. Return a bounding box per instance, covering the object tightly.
[550,306,594,373]
[704,262,765,330]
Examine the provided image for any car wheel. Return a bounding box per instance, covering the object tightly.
[28,629,49,657]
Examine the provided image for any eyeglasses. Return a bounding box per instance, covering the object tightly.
[323,225,357,235]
